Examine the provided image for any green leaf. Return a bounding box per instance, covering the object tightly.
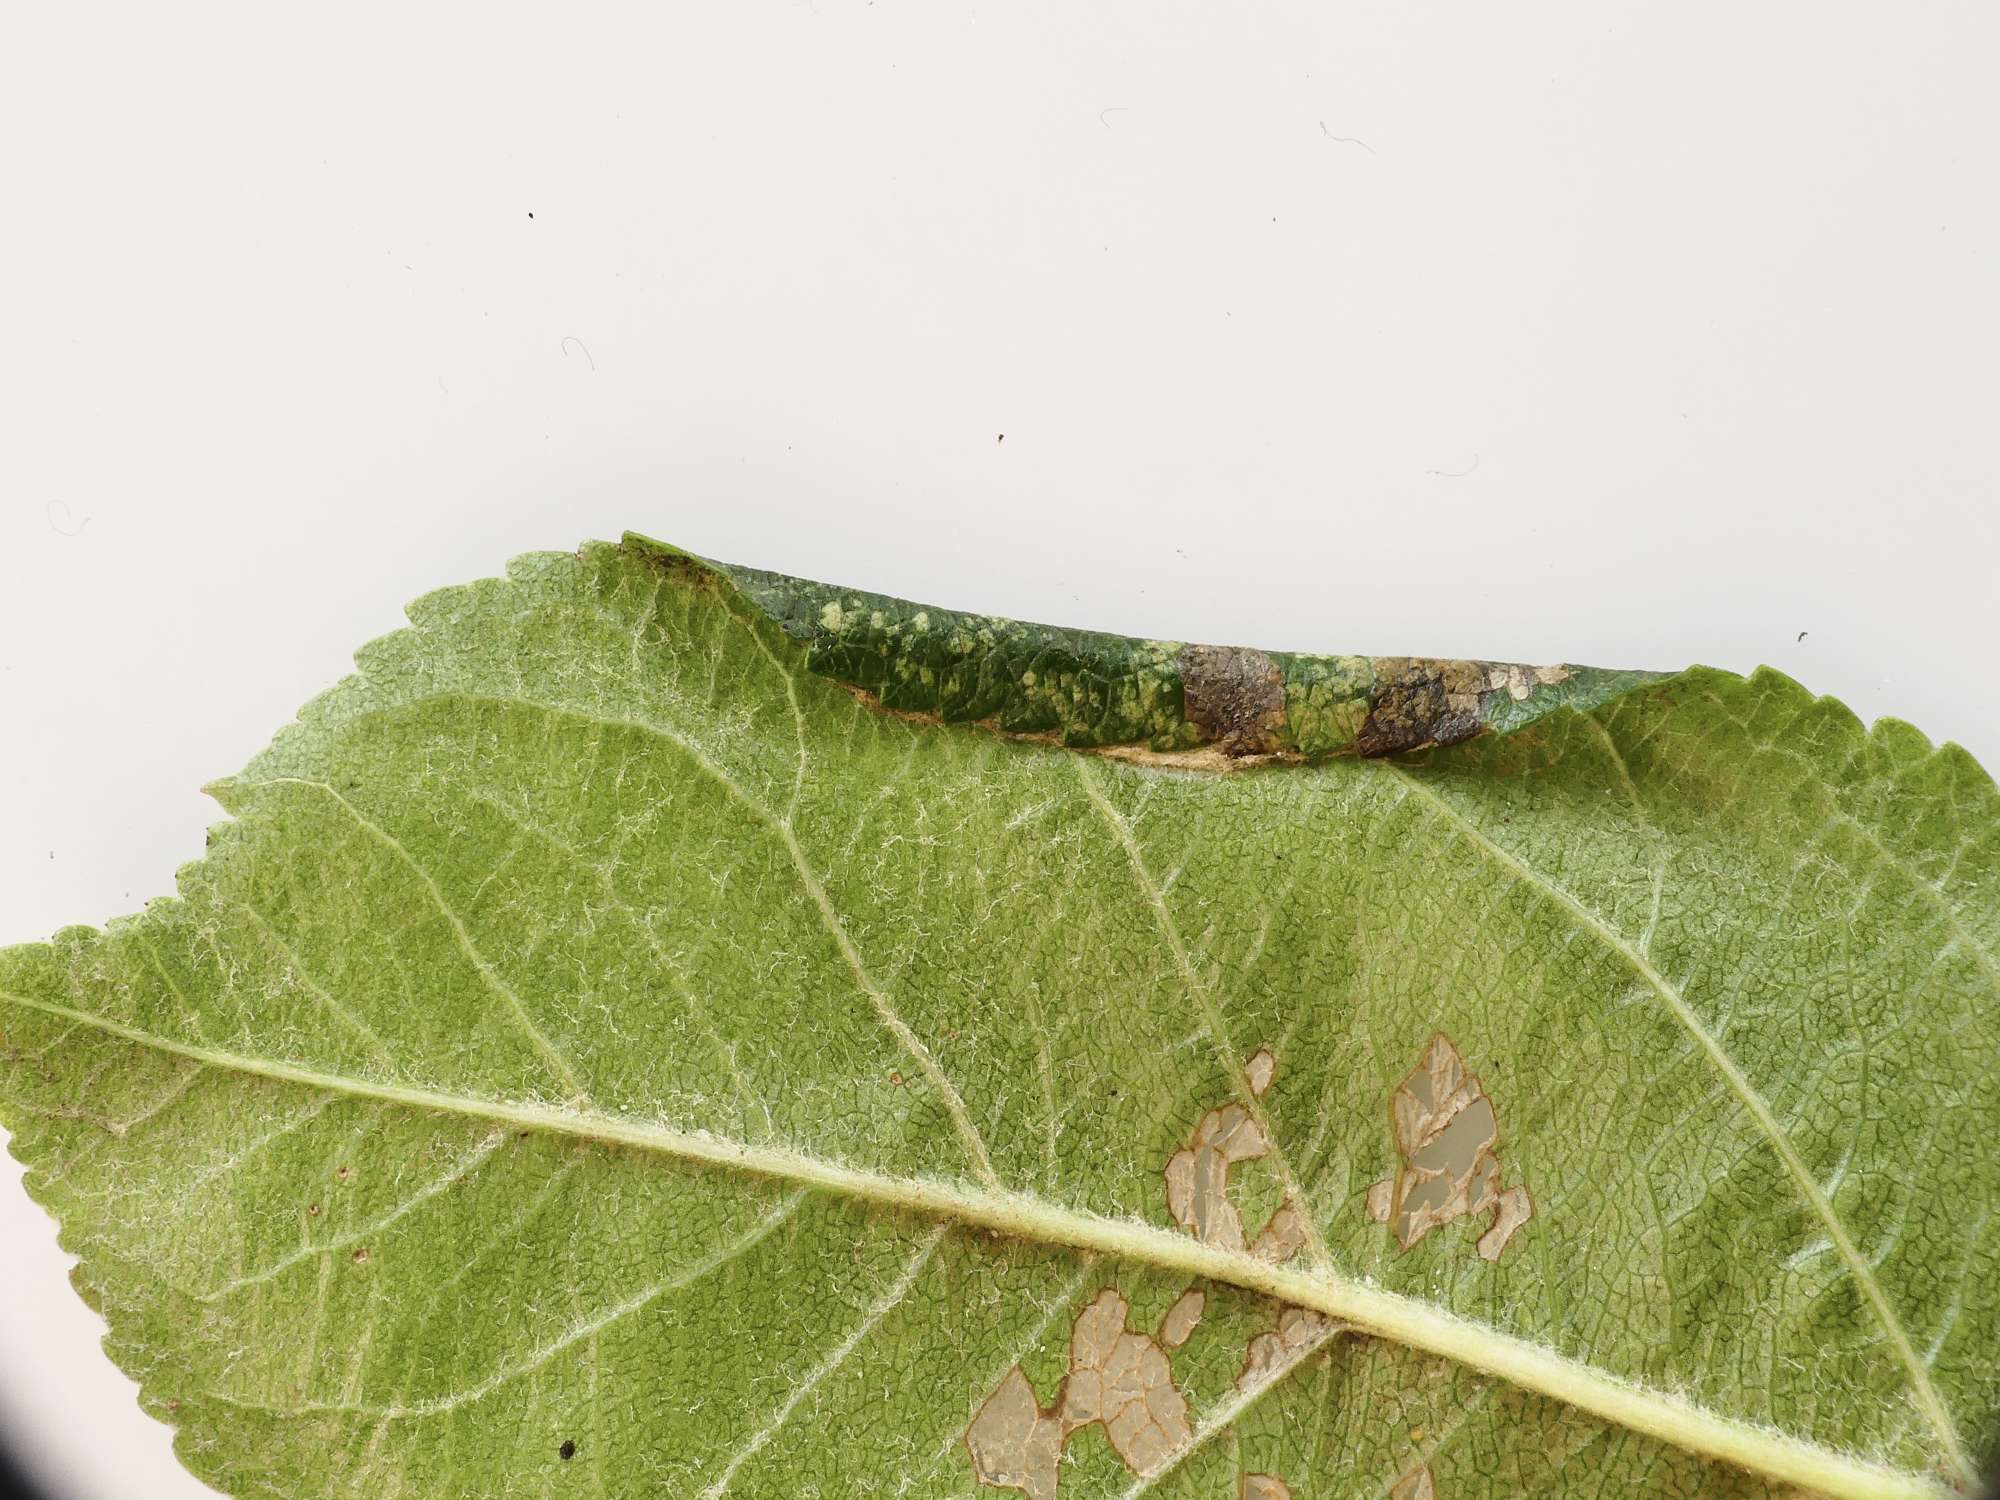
[2,536,1994,1500]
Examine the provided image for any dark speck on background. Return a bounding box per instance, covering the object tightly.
[559,1439,577,1461]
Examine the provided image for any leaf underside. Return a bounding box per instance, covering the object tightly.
[2,535,1995,1500]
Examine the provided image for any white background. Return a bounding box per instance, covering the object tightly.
[3,5,1996,1497]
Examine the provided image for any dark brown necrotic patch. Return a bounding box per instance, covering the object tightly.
[1355,658,1488,757]
[1179,644,1286,756]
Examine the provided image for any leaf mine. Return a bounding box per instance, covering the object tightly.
[1355,658,1573,755]
[965,1288,1194,1497]
[1165,1103,1270,1252]
[1245,1045,1277,1097]
[1158,1289,1206,1349]
[1366,1033,1532,1262]
[1061,1288,1192,1476]
[1390,1462,1438,1500]
[1242,1476,1293,1500]
[1178,644,1288,757]
[1164,1078,1309,1265]
[1238,1306,1336,1392]
[965,1366,1065,1500]
[1248,1197,1309,1264]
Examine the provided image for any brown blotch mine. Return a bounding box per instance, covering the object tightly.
[965,1288,1192,1499]
[1356,658,1489,756]
[1248,1198,1309,1264]
[965,1367,1063,1500]
[1157,1289,1205,1350]
[1164,1103,1270,1252]
[1237,1306,1334,1392]
[1356,657,1571,756]
[1390,1463,1437,1500]
[1165,1103,1310,1265]
[1245,1045,1277,1097]
[1243,1477,1293,1500]
[1062,1289,1192,1476]
[1366,1033,1532,1261]
[1179,644,1287,757]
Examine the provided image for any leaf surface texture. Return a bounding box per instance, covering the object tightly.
[2,538,1995,1500]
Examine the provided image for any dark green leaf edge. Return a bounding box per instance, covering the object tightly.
[617,532,1669,763]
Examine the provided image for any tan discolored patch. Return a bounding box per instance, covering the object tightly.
[1249,1197,1309,1264]
[1093,741,1280,773]
[838,674,1290,772]
[1237,1306,1335,1392]
[1157,1289,1206,1349]
[1390,1464,1437,1500]
[1179,644,1287,757]
[1483,660,1570,703]
[1164,1103,1271,1252]
[1060,1289,1192,1477]
[967,1289,1192,1496]
[1366,1034,1532,1260]
[965,1366,1064,1500]
[1245,1046,1278,1097]
[1478,1180,1533,1262]
[1165,1092,1315,1266]
[1243,1477,1292,1500]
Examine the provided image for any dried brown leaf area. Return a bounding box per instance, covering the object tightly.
[1356,657,1571,755]
[963,1289,1195,1499]
[1164,1103,1270,1252]
[1238,1306,1337,1392]
[1157,1289,1206,1349]
[1365,1034,1532,1261]
[1389,1462,1438,1500]
[1244,1045,1277,1097]
[1163,1050,1303,1261]
[964,1368,1065,1500]
[969,1050,1327,1498]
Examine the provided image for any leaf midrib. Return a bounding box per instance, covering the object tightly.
[0,985,1950,1500]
